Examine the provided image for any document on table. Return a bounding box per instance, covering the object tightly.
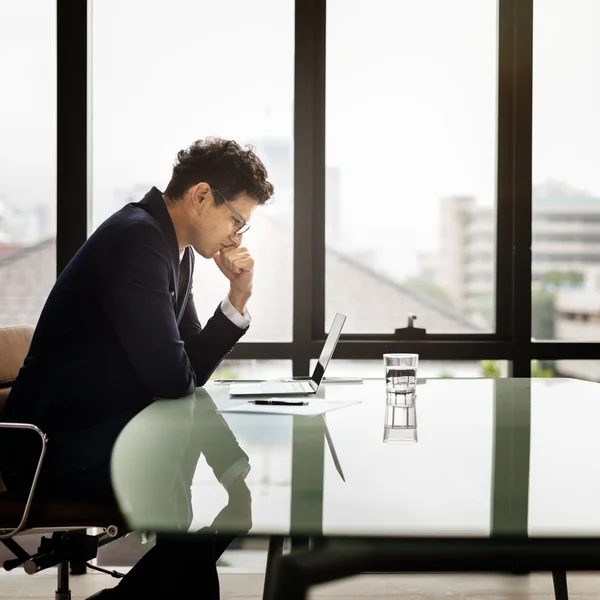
[218,399,361,416]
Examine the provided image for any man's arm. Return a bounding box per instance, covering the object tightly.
[178,294,248,386]
[178,244,254,385]
[190,392,251,485]
[98,223,196,399]
[189,393,252,535]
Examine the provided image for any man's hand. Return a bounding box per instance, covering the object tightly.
[214,247,254,314]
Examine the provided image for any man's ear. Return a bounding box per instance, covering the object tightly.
[194,182,210,203]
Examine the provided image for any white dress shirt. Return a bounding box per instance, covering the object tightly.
[220,295,251,329]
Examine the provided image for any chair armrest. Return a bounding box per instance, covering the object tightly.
[0,422,48,539]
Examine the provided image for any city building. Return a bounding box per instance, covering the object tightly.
[424,181,600,325]
[554,265,600,381]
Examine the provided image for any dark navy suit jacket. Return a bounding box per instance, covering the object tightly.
[1,187,247,479]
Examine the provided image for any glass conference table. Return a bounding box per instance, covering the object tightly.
[111,378,600,599]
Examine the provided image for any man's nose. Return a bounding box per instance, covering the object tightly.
[231,233,243,247]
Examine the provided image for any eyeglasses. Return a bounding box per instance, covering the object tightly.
[212,188,250,235]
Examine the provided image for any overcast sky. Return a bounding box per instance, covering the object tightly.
[1,0,599,276]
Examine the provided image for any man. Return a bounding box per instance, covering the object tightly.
[0,137,274,598]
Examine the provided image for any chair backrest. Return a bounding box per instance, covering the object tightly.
[0,326,34,494]
[0,326,34,417]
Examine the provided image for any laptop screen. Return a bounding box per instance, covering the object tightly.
[311,313,347,387]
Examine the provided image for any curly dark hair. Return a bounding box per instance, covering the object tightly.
[164,137,274,205]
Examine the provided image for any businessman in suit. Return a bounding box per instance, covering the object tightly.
[0,137,273,598]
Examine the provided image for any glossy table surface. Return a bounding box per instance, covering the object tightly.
[111,378,600,539]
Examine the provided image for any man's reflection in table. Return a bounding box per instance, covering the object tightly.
[112,388,252,597]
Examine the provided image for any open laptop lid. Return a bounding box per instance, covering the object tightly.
[310,313,347,390]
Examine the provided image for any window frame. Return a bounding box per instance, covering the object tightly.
[56,0,599,378]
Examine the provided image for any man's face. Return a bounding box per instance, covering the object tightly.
[188,186,258,258]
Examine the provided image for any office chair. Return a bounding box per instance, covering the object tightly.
[0,325,126,600]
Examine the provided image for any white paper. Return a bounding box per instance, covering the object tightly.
[218,399,361,416]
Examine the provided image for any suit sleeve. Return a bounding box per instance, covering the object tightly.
[178,293,249,386]
[191,395,250,485]
[98,223,196,399]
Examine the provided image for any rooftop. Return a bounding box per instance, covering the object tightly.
[0,214,479,335]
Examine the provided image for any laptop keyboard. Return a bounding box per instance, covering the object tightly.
[260,381,311,394]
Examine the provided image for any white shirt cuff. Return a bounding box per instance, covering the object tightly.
[220,458,251,491]
[220,295,251,329]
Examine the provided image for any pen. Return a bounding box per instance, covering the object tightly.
[250,400,308,406]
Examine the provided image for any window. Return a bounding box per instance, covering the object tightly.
[325,0,498,334]
[91,0,294,341]
[0,1,56,327]
[532,0,600,342]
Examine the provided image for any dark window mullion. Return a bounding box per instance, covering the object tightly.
[510,0,534,376]
[57,0,88,277]
[293,0,326,375]
[496,0,519,341]
[230,340,600,362]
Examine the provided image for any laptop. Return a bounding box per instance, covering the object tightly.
[229,313,347,396]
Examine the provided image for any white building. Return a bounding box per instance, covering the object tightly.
[554,265,600,381]
[427,181,600,324]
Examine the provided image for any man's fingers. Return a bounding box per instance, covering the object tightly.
[226,257,254,274]
[221,246,249,259]
[215,247,255,277]
[227,253,250,264]
[220,249,254,273]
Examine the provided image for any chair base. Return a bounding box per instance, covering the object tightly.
[3,528,122,573]
[56,561,71,600]
[2,529,124,600]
